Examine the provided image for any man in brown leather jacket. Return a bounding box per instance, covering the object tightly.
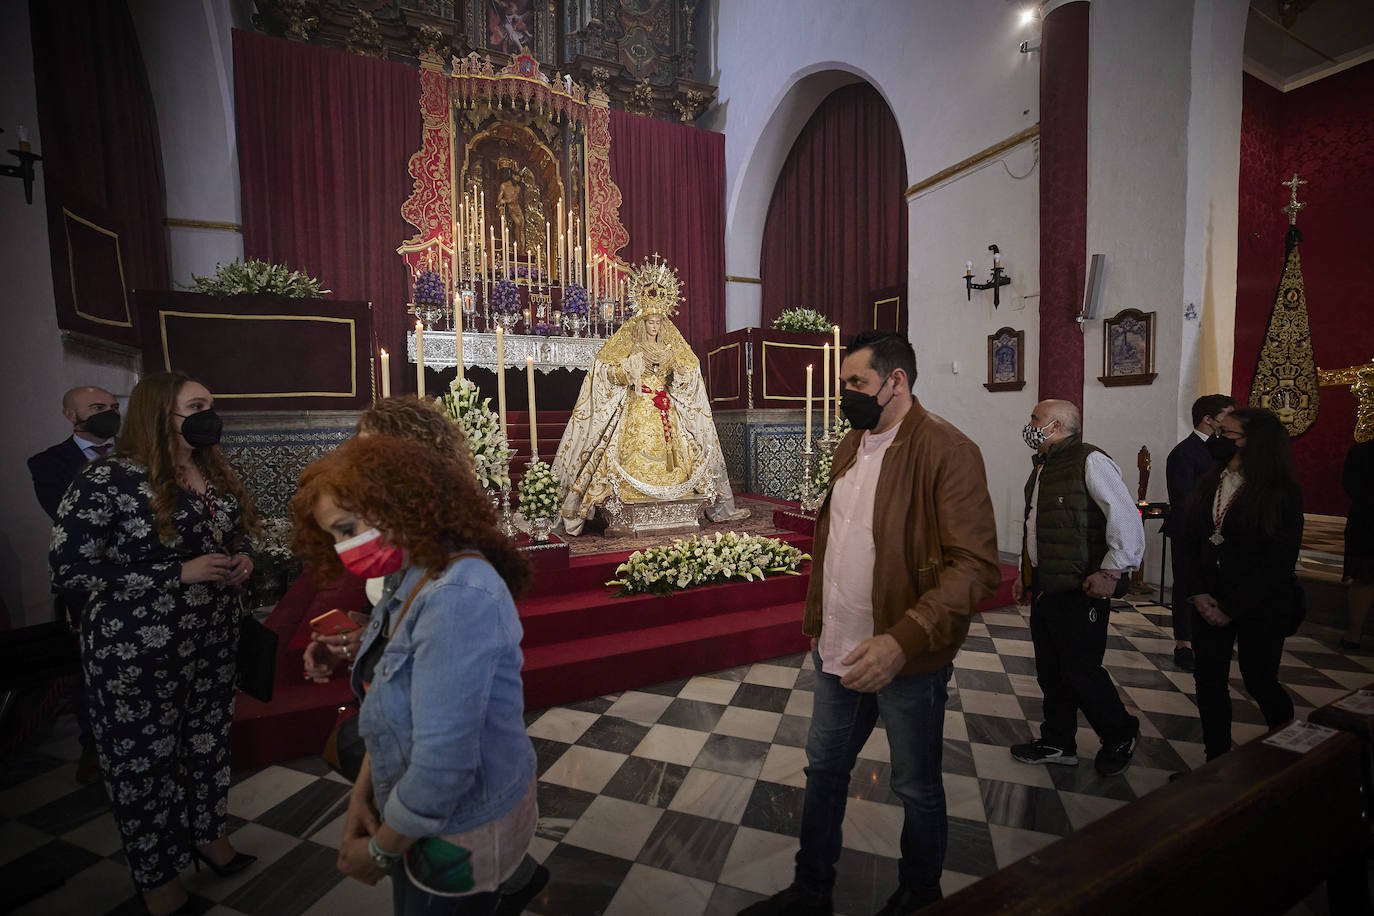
[743,332,1000,916]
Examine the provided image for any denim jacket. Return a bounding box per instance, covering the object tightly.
[351,555,535,838]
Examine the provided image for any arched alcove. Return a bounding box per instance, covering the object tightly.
[758,82,907,334]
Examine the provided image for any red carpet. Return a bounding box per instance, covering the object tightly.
[230,500,1018,768]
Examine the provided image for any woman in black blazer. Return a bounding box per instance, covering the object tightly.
[1181,407,1302,761]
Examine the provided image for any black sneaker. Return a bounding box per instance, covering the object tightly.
[1095,719,1140,776]
[1173,646,1195,671]
[738,884,834,916]
[1010,739,1078,766]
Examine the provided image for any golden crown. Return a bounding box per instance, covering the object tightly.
[497,157,518,171]
[626,254,683,318]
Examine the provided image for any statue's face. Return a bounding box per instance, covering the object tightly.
[645,316,662,337]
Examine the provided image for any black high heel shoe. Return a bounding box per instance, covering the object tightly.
[190,847,257,877]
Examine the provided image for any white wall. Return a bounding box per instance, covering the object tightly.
[1082,0,1247,581]
[707,0,1044,553]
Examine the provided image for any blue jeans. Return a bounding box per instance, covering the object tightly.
[796,652,952,894]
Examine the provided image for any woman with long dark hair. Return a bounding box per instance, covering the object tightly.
[291,435,537,916]
[1182,406,1303,761]
[50,372,258,915]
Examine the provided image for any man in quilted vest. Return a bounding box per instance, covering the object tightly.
[1010,399,1145,777]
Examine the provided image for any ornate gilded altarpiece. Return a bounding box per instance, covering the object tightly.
[396,49,628,285]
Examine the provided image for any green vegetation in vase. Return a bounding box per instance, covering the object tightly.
[772,307,835,334]
[187,258,330,299]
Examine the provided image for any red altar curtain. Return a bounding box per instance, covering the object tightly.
[759,83,908,338]
[233,30,420,396]
[30,0,170,347]
[608,110,725,356]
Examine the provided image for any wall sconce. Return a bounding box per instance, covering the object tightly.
[964,244,1012,308]
[0,126,43,205]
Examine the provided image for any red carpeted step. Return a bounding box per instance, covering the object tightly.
[519,569,811,648]
[521,601,812,710]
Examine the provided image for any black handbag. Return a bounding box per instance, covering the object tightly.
[236,612,278,703]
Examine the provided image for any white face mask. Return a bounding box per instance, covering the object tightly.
[1022,420,1056,450]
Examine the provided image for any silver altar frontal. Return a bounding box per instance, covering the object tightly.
[407,330,602,373]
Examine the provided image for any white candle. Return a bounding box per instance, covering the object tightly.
[822,343,830,432]
[455,318,464,383]
[805,364,814,444]
[380,349,390,398]
[833,325,841,427]
[495,326,508,438]
[415,321,425,398]
[526,356,538,461]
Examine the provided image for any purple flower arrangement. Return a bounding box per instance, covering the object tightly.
[491,279,520,313]
[532,322,561,336]
[561,283,589,317]
[513,265,544,282]
[414,269,447,308]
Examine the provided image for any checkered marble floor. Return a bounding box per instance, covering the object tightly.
[4,599,1372,916]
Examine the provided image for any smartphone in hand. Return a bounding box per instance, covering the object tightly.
[310,609,359,636]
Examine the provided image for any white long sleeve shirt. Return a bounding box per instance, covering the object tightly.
[1026,450,1146,572]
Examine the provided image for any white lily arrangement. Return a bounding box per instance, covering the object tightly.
[441,378,514,491]
[518,459,562,520]
[607,531,810,597]
[811,415,851,492]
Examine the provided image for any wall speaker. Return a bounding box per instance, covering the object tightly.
[1082,253,1105,319]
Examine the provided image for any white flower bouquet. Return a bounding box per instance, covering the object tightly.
[441,378,515,491]
[518,459,562,521]
[607,531,811,597]
[771,307,833,334]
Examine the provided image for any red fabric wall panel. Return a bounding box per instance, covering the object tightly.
[608,110,725,357]
[1037,1,1090,409]
[1234,65,1374,515]
[758,83,908,339]
[233,30,421,396]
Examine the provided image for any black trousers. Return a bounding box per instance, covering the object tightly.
[1191,609,1293,760]
[1030,588,1137,751]
[1168,536,1192,643]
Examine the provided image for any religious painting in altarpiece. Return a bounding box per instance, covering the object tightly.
[1250,229,1322,437]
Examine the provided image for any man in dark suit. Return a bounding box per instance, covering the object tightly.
[1164,394,1234,671]
[27,385,121,783]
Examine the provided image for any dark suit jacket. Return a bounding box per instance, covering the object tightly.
[1163,433,1215,538]
[1179,476,1304,622]
[28,438,89,522]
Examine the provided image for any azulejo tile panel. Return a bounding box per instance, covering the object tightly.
[222,426,355,519]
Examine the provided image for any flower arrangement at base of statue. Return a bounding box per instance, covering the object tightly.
[517,459,562,542]
[441,378,514,492]
[772,307,833,334]
[413,269,448,327]
[606,531,810,597]
[245,517,303,607]
[561,283,589,335]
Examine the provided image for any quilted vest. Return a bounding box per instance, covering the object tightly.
[1024,437,1108,595]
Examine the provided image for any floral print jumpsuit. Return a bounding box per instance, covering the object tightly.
[49,456,246,890]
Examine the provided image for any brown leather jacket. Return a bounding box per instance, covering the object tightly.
[804,397,1001,675]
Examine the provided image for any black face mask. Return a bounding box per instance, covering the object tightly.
[79,409,121,440]
[1206,434,1237,463]
[177,410,223,448]
[840,376,895,431]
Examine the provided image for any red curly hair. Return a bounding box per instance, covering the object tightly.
[290,435,530,596]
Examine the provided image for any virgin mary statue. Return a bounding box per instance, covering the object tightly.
[553,258,748,535]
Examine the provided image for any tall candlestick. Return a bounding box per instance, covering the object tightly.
[495,326,508,438]
[805,364,814,444]
[833,324,842,428]
[415,321,426,398]
[380,349,390,398]
[822,343,830,432]
[558,207,565,284]
[526,356,538,461]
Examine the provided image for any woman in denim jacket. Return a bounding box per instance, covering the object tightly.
[292,435,536,915]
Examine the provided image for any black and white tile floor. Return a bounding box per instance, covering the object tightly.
[3,599,1371,916]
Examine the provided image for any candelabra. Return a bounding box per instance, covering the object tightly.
[796,440,824,514]
[459,288,476,331]
[964,243,1012,308]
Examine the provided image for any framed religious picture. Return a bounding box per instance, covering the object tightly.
[984,327,1026,392]
[1099,308,1158,387]
[486,0,535,55]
